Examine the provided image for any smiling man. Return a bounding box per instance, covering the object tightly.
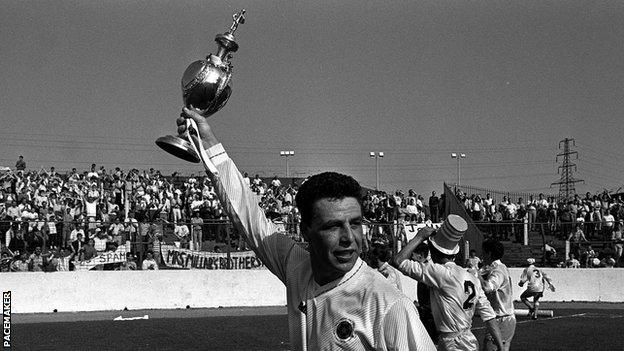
[177,107,434,351]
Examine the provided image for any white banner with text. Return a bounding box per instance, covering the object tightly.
[160,244,264,270]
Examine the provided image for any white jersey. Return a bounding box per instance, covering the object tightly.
[206,144,435,351]
[519,265,550,293]
[481,260,514,317]
[398,260,496,333]
[378,262,404,294]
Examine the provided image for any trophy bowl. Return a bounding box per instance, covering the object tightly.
[181,59,232,118]
[156,10,245,163]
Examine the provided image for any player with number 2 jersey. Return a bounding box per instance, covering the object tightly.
[395,215,504,351]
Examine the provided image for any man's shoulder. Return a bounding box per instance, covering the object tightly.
[489,262,509,276]
[358,264,410,302]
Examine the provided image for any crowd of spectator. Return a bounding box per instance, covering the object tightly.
[455,190,624,267]
[2,155,622,271]
[362,189,443,224]
[0,156,305,272]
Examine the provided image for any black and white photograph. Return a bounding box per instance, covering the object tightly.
[1,1,623,350]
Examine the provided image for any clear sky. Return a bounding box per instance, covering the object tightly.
[1,0,623,196]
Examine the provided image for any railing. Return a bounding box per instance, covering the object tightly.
[2,218,620,271]
[0,219,401,271]
[453,184,556,207]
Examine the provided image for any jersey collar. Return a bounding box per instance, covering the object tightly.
[314,257,365,296]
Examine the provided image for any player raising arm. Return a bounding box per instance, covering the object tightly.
[178,107,435,351]
[394,215,505,351]
[518,258,555,320]
[479,241,515,351]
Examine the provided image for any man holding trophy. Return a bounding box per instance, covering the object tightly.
[157,10,434,351]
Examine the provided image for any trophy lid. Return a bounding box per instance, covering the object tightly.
[213,9,245,61]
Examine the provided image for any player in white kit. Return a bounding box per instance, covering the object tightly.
[394,215,504,351]
[178,108,435,350]
[519,258,555,320]
[480,240,515,351]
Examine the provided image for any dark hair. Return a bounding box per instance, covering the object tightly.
[428,241,456,262]
[482,240,504,260]
[414,242,429,258]
[295,172,362,225]
[370,243,392,263]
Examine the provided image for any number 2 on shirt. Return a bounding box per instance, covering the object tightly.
[463,281,476,309]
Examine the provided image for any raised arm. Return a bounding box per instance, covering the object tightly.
[392,226,450,288]
[393,226,434,267]
[176,107,298,282]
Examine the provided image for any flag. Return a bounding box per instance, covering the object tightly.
[443,183,484,259]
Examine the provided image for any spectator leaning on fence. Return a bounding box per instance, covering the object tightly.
[117,252,138,270]
[29,246,46,272]
[565,253,580,268]
[49,247,74,271]
[0,252,11,272]
[11,251,30,272]
[584,245,597,268]
[141,250,158,270]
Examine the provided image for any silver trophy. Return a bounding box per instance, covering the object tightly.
[156,9,245,163]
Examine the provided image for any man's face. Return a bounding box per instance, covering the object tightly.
[302,197,363,285]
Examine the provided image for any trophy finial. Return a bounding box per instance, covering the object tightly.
[228,9,246,35]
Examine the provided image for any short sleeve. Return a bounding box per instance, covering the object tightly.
[398,260,449,289]
[382,298,436,351]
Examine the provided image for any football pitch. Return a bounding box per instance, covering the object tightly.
[11,303,624,350]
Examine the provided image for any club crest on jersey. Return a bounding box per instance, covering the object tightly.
[334,318,355,341]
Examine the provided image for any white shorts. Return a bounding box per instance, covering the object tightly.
[437,329,478,351]
[483,315,516,351]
